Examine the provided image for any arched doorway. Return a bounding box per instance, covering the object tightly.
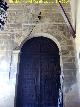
[16,37,62,107]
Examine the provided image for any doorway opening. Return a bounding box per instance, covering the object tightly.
[15,37,63,107]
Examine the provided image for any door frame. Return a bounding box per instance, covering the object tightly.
[14,33,64,107]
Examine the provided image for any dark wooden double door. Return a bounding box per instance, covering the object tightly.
[16,37,61,107]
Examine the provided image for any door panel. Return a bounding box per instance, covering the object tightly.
[16,55,40,107]
[16,37,60,107]
[40,55,59,107]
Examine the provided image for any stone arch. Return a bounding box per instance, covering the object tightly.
[19,33,63,72]
[20,33,61,52]
[14,26,70,52]
[13,28,76,107]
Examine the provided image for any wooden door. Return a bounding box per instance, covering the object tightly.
[16,37,61,107]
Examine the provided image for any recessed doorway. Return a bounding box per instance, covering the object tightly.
[15,37,62,107]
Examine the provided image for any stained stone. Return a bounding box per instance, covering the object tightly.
[0,2,77,107]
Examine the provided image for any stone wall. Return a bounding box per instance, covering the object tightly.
[0,2,77,107]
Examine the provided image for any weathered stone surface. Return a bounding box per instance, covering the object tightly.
[63,62,76,70]
[63,69,76,76]
[62,56,76,63]
[0,2,77,107]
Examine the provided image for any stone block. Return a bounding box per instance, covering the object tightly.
[63,62,76,70]
[9,23,22,29]
[62,56,75,63]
